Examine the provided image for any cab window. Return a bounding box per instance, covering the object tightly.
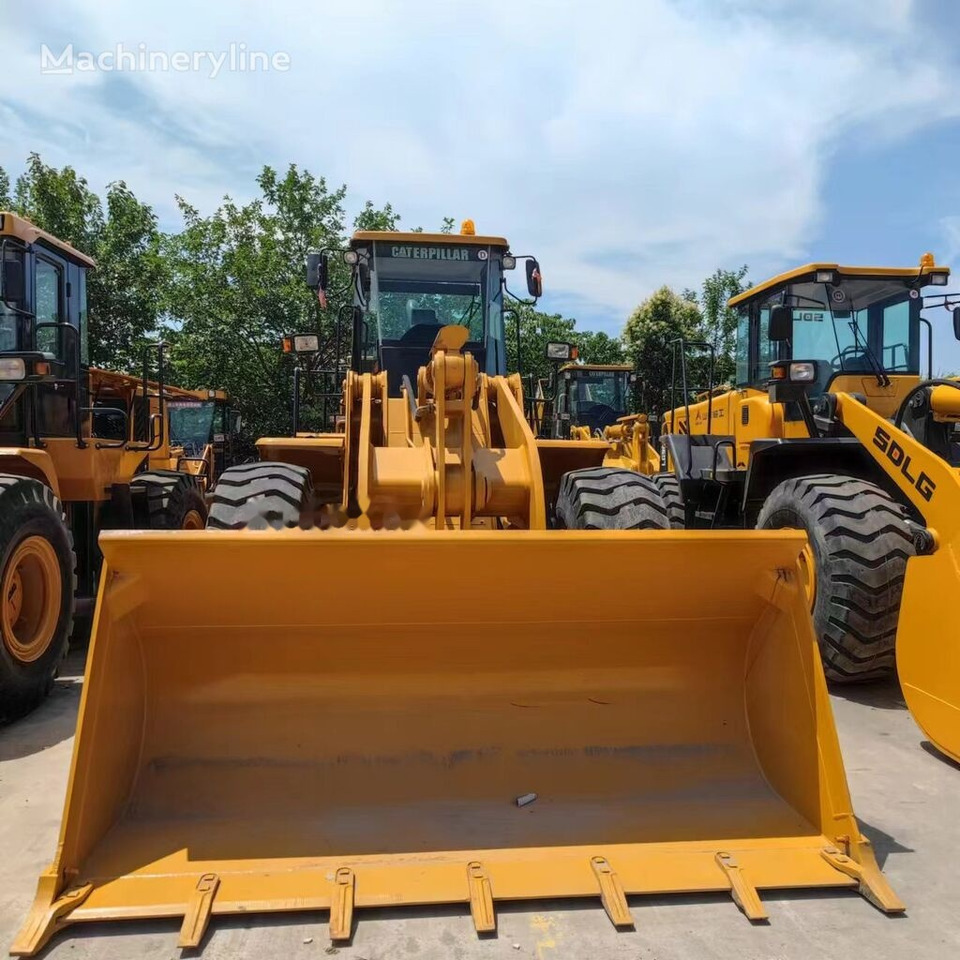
[35,258,61,354]
[734,308,750,386]
[882,300,911,372]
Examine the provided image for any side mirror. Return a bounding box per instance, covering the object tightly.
[526,258,543,298]
[1,259,25,304]
[953,306,960,341]
[768,304,793,342]
[305,252,328,291]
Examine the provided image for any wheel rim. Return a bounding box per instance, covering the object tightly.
[1,536,62,663]
[798,542,816,610]
[181,509,205,530]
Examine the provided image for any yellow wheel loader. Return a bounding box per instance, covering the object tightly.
[648,256,960,720]
[534,351,661,477]
[0,214,235,722]
[12,225,902,956]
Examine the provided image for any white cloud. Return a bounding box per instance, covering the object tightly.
[2,0,959,334]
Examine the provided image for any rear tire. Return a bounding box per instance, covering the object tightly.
[0,476,76,723]
[757,474,916,683]
[131,471,207,530]
[207,463,314,530]
[651,473,685,528]
[556,467,669,530]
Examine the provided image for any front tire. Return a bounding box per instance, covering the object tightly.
[651,473,685,528]
[131,471,208,529]
[0,476,76,723]
[556,467,669,530]
[206,463,314,530]
[757,474,916,683]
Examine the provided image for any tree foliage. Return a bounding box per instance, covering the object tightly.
[622,286,703,415]
[162,165,348,441]
[0,151,751,442]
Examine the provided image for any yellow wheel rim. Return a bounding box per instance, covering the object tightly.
[182,509,205,531]
[1,536,62,663]
[799,542,816,611]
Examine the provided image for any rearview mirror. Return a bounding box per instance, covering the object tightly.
[953,306,960,341]
[1,259,25,304]
[768,305,793,342]
[526,259,543,298]
[305,252,328,291]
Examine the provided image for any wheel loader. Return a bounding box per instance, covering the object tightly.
[0,213,235,723]
[11,224,902,956]
[529,350,660,479]
[646,256,960,758]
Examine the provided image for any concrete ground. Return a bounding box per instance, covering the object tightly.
[1,650,958,960]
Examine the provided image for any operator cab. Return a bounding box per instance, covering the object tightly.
[306,222,541,399]
[731,255,950,397]
[556,363,633,435]
[0,212,93,444]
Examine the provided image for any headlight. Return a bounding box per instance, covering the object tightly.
[0,357,26,380]
[293,334,320,353]
[342,250,359,265]
[545,342,573,361]
[815,270,836,283]
[502,255,516,270]
[770,360,818,383]
[789,362,817,382]
[930,272,949,286]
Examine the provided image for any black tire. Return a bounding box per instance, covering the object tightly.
[556,467,670,530]
[756,474,916,683]
[651,473,685,528]
[207,462,314,530]
[0,476,76,723]
[131,471,208,529]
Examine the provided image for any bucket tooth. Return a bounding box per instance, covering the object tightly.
[820,845,905,914]
[329,867,355,942]
[10,877,92,957]
[715,852,767,921]
[590,856,634,929]
[466,861,496,934]
[177,873,220,949]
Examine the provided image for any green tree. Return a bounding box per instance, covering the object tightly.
[353,200,400,232]
[8,153,165,369]
[699,265,749,385]
[622,286,703,415]
[0,168,11,208]
[163,164,348,441]
[575,330,625,365]
[504,301,579,389]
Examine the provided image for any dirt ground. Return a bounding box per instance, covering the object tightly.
[1,650,958,960]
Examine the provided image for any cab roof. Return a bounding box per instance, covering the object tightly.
[351,230,509,248]
[0,211,97,268]
[559,363,633,373]
[728,255,950,308]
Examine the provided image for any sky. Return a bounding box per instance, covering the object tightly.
[4,0,960,368]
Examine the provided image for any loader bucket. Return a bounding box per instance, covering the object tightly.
[13,528,900,955]
[895,545,960,764]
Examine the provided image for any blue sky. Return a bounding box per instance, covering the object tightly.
[4,0,960,369]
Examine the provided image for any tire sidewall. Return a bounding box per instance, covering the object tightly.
[0,485,75,709]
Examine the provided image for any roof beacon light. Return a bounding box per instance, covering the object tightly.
[460,219,476,236]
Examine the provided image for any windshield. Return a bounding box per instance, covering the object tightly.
[370,243,491,341]
[168,401,216,456]
[570,371,628,413]
[737,278,921,392]
[356,240,508,395]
